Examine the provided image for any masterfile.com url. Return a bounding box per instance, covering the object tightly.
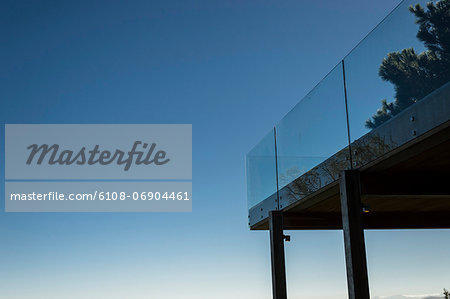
[9,191,191,201]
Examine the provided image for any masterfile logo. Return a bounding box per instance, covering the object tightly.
[26,141,170,171]
[5,124,191,180]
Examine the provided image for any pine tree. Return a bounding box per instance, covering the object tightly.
[366,0,450,129]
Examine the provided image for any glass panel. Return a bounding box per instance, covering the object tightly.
[276,62,349,208]
[246,129,277,210]
[344,0,450,166]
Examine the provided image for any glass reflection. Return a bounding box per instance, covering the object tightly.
[366,0,450,129]
[276,63,349,205]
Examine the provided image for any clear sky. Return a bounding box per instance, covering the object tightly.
[1,0,449,298]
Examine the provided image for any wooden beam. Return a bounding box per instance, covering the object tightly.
[282,209,450,230]
[269,211,287,299]
[363,211,450,229]
[360,172,450,196]
[340,170,370,299]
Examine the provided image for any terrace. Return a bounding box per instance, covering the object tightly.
[245,1,450,298]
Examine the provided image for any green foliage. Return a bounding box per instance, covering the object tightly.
[366,0,450,129]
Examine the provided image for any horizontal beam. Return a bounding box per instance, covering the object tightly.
[360,172,450,196]
[363,211,450,229]
[283,211,450,230]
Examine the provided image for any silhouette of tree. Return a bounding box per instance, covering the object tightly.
[444,288,449,299]
[366,0,450,129]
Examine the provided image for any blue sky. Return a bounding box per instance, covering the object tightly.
[1,0,449,298]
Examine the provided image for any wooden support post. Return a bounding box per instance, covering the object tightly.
[340,170,370,299]
[269,211,287,299]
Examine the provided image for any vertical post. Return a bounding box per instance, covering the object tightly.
[340,170,370,299]
[269,211,287,299]
[274,127,280,210]
[342,60,354,169]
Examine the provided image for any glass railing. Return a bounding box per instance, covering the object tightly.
[246,0,450,215]
[246,129,277,210]
[276,63,350,209]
